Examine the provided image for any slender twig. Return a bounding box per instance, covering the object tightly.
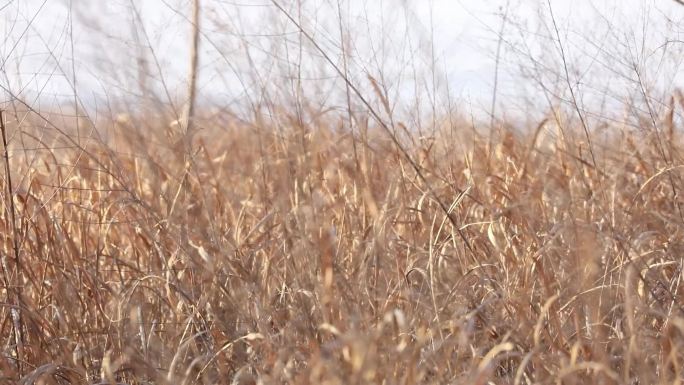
[0,110,23,375]
[546,0,598,169]
[489,1,510,157]
[182,0,201,142]
[335,0,360,173]
[179,0,201,252]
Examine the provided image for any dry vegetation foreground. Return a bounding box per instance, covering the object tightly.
[1,108,684,384]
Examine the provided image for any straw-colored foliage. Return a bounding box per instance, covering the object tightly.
[1,106,684,384]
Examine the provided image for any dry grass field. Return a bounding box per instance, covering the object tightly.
[1,102,684,384]
[3,1,684,384]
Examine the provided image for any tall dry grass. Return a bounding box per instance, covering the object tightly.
[2,1,684,383]
[1,97,684,384]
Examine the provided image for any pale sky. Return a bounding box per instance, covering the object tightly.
[2,0,684,122]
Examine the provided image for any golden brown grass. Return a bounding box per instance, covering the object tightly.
[1,105,684,384]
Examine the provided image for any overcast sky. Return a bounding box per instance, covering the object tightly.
[2,0,684,121]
